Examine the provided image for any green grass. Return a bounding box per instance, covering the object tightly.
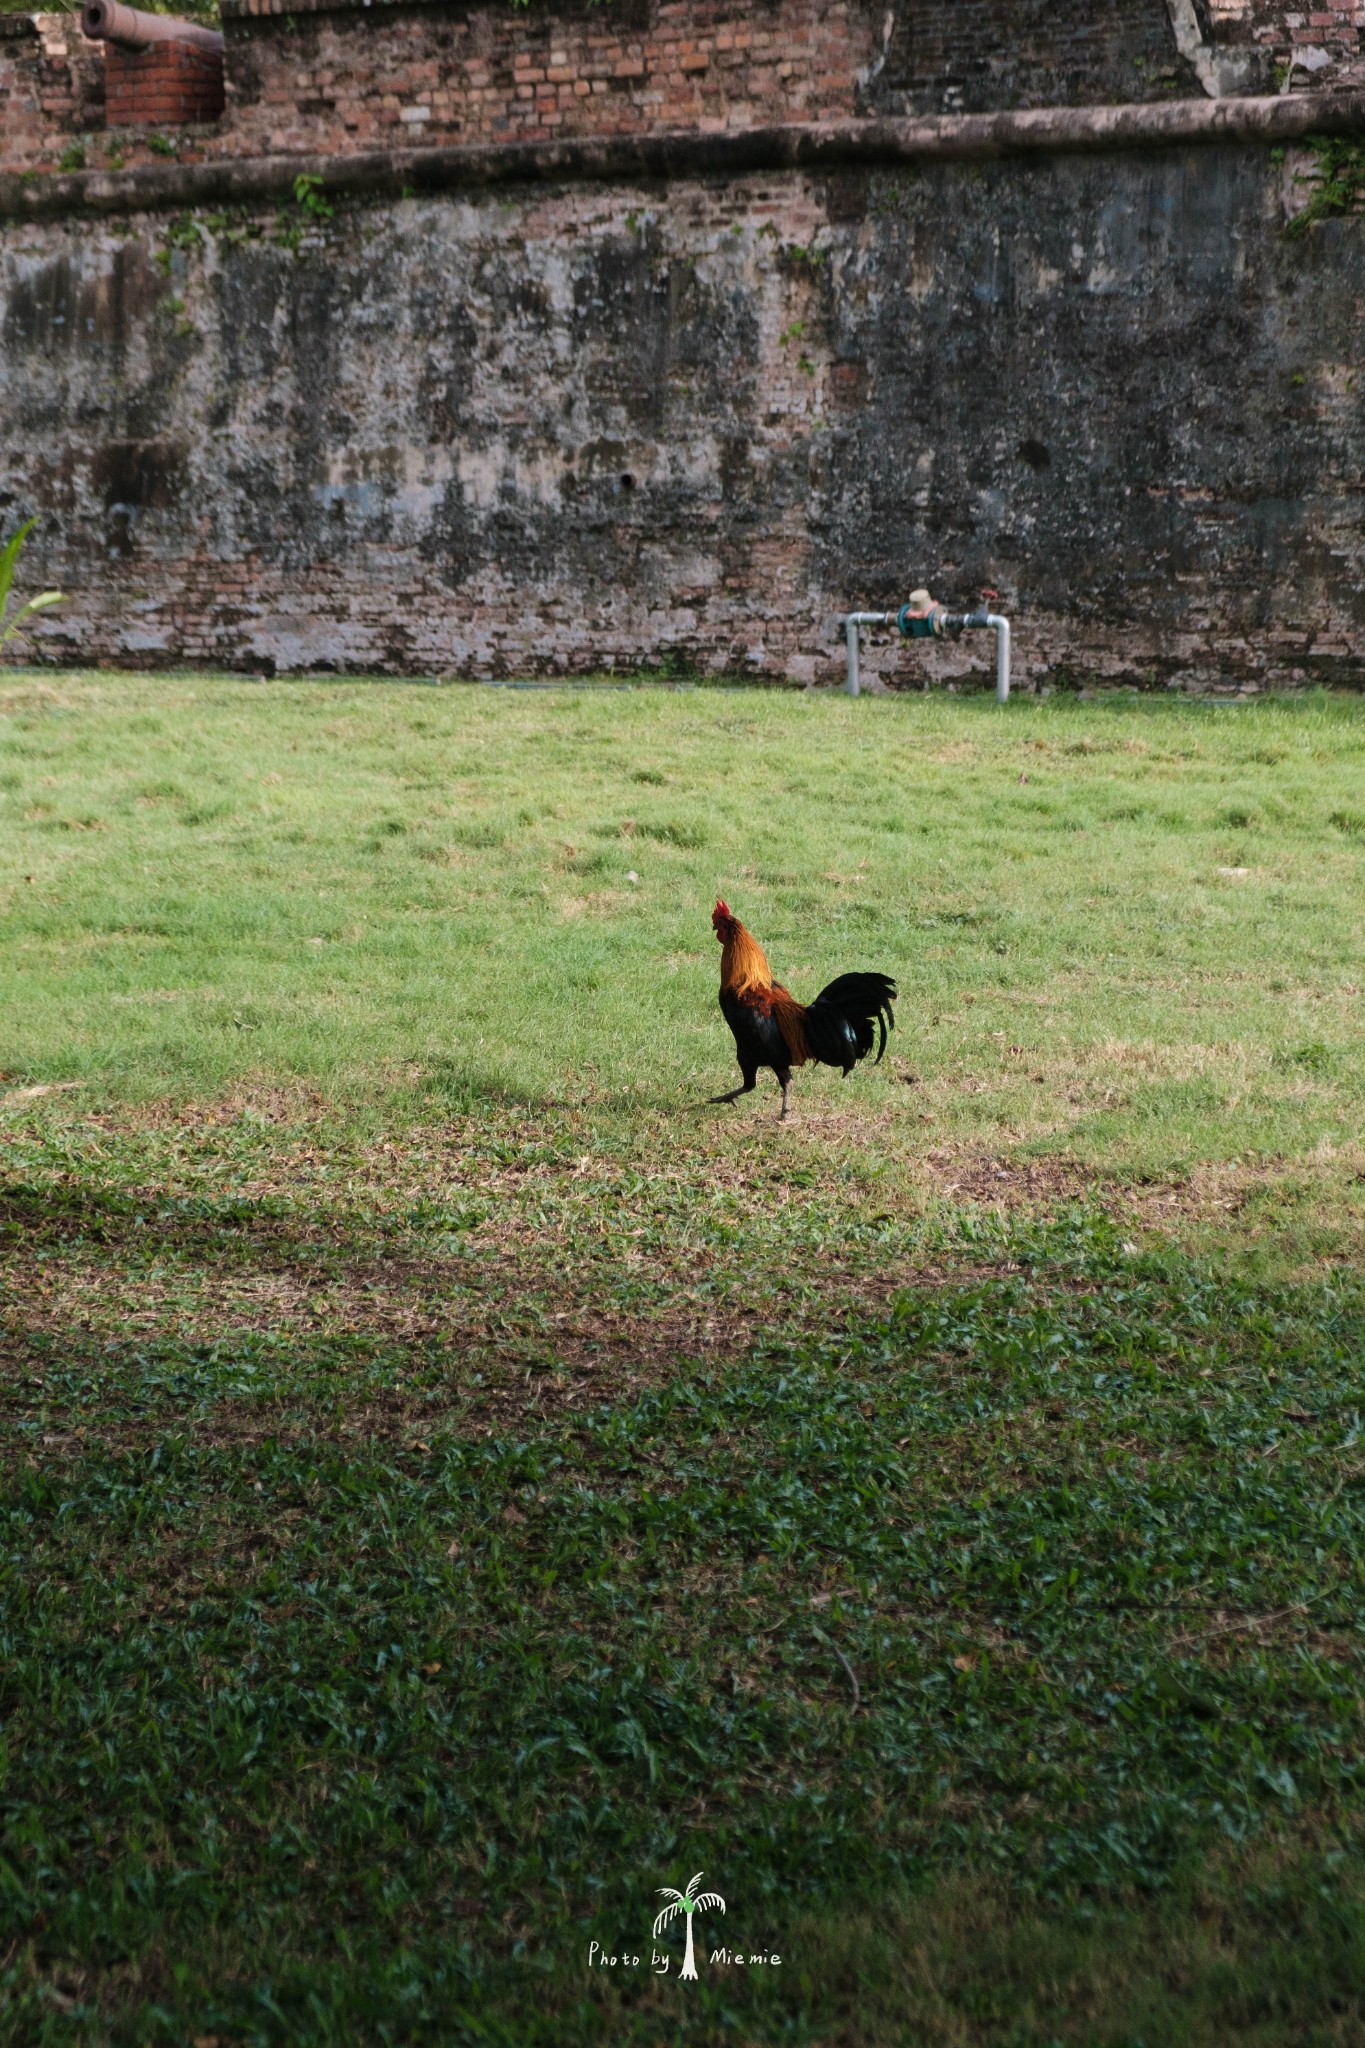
[1,674,1363,2043]
[1,673,1361,1202]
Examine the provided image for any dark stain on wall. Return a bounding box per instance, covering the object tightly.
[90,439,189,558]
[3,244,161,360]
[869,0,1202,114]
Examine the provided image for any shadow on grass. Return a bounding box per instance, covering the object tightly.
[1,1188,1363,2043]
[5,1845,1363,2044]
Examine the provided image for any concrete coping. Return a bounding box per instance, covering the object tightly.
[1,94,1363,223]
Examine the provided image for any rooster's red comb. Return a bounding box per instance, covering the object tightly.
[712,898,731,924]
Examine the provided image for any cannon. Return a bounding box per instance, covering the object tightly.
[80,0,224,126]
[81,0,223,56]
[82,0,223,56]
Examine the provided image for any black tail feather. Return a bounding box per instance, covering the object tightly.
[803,971,897,1072]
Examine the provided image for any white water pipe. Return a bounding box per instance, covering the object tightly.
[986,613,1011,703]
[842,612,894,696]
[839,608,1011,700]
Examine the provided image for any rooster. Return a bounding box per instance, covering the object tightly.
[709,900,897,1120]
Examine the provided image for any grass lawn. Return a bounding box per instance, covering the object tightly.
[0,671,1362,2044]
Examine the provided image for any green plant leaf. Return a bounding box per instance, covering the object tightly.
[0,589,66,649]
[0,517,37,621]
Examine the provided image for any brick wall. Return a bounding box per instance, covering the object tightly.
[216,0,1365,158]
[222,0,879,158]
[1211,0,1365,66]
[104,40,225,129]
[0,14,104,167]
[2,1,1363,174]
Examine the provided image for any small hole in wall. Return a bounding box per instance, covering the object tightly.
[619,473,636,491]
[1017,438,1051,471]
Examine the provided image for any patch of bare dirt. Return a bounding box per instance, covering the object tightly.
[917,1151,1105,1208]
[1121,1148,1365,1242]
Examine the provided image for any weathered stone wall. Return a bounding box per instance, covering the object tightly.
[3,150,1361,688]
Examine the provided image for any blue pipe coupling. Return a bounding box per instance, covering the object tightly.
[897,599,951,641]
[897,593,996,639]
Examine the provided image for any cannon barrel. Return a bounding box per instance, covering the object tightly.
[81,1,224,56]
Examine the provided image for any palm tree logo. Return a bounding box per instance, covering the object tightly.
[653,1870,726,1980]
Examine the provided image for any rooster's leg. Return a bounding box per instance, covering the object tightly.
[710,1066,757,1108]
[777,1068,793,1120]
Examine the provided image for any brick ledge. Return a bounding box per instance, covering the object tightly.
[2,95,1363,221]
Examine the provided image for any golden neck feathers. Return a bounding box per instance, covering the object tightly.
[721,919,773,997]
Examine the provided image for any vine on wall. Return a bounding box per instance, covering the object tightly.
[1285,135,1365,235]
